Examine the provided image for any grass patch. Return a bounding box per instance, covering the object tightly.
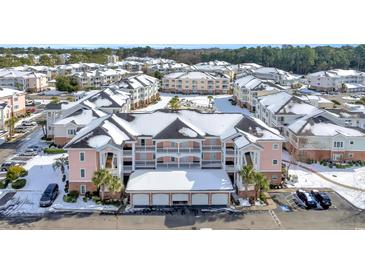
[43,148,66,154]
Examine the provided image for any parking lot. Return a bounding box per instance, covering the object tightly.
[271,190,365,229]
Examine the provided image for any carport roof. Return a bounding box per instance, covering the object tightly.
[126,169,234,192]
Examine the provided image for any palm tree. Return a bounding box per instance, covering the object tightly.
[239,165,255,190]
[52,156,69,174]
[92,169,113,200]
[5,116,18,139]
[109,176,125,199]
[168,96,180,110]
[207,95,213,108]
[253,172,269,193]
[37,119,47,137]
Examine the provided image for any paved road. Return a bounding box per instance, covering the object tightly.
[0,128,43,164]
[0,210,279,230]
[0,192,364,230]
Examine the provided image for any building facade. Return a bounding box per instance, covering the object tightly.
[64,110,285,206]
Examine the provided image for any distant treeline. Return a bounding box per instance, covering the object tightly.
[1,45,365,74]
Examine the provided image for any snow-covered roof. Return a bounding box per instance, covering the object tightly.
[126,169,234,192]
[0,87,25,98]
[259,92,317,115]
[65,109,284,149]
[53,109,104,126]
[115,74,158,89]
[288,110,365,137]
[308,69,365,78]
[164,71,230,80]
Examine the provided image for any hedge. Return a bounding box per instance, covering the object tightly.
[43,148,66,154]
[12,179,27,189]
[0,180,8,189]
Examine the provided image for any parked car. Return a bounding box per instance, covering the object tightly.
[19,149,38,157]
[39,184,59,207]
[296,189,317,209]
[25,100,34,106]
[311,190,332,209]
[0,161,19,171]
[21,120,37,127]
[15,126,28,133]
[27,145,42,152]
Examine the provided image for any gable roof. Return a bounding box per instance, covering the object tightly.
[154,118,205,139]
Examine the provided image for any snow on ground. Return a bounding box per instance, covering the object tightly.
[135,93,252,116]
[284,151,365,209]
[0,153,117,216]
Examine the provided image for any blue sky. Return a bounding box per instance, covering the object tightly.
[0,44,357,49]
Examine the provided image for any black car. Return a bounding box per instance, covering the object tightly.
[296,189,317,209]
[39,184,59,207]
[311,190,332,209]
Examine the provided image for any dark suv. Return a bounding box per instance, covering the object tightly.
[39,184,59,207]
[296,189,317,209]
[311,190,332,209]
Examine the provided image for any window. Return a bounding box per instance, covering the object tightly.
[68,129,76,135]
[80,169,85,178]
[140,139,145,146]
[210,153,217,160]
[350,141,354,145]
[272,175,278,180]
[333,141,344,148]
[80,185,86,195]
[349,153,353,158]
[272,143,279,150]
[272,159,278,165]
[80,152,85,162]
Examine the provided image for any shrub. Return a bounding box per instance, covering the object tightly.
[68,190,79,199]
[82,196,88,203]
[0,180,8,189]
[63,194,77,203]
[85,191,92,199]
[12,179,26,189]
[62,174,66,182]
[92,195,101,203]
[6,166,27,181]
[43,148,66,154]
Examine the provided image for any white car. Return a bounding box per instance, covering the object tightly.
[21,120,37,127]
[19,149,38,157]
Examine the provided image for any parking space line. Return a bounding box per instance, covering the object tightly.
[269,210,284,229]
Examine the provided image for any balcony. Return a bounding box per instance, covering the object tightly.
[123,165,133,172]
[135,160,155,168]
[225,164,236,172]
[202,160,222,168]
[178,148,201,153]
[157,148,178,153]
[135,145,154,152]
[202,145,221,151]
[123,150,133,156]
[156,162,179,168]
[179,162,200,169]
[225,148,235,155]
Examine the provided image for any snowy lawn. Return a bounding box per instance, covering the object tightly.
[135,93,253,115]
[0,154,117,216]
[284,156,365,209]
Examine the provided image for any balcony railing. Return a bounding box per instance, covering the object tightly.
[225,149,235,155]
[135,160,155,167]
[123,165,133,172]
[225,164,236,171]
[202,145,221,150]
[135,146,154,152]
[178,148,201,153]
[123,150,133,156]
[179,163,200,168]
[157,163,179,168]
[202,160,222,168]
[157,148,178,153]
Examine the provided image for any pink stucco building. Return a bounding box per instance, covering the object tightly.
[65,110,285,206]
